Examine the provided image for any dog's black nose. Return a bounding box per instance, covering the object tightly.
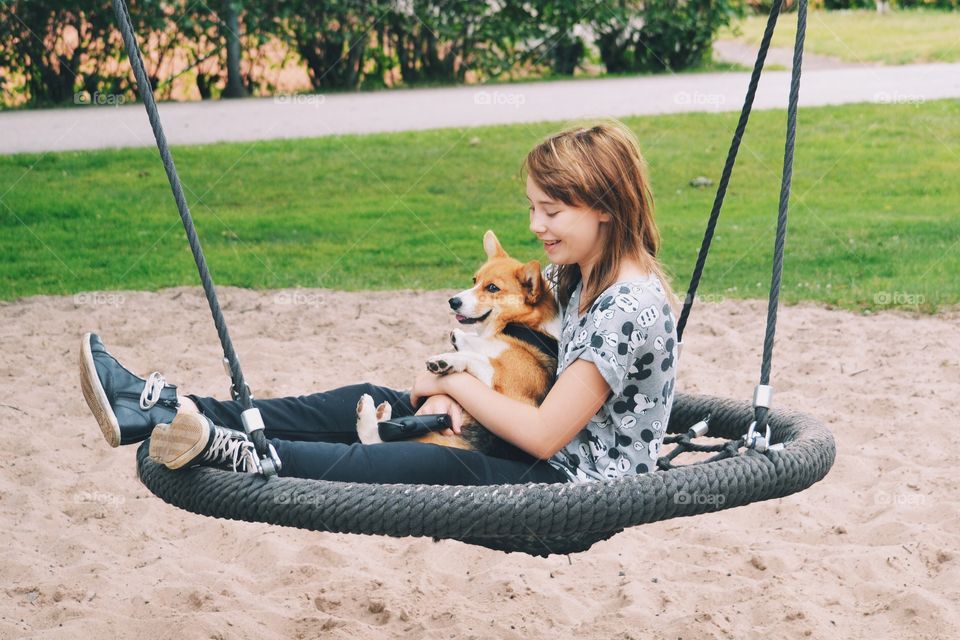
[449,297,462,310]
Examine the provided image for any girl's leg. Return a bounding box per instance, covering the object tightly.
[271,438,569,486]
[187,383,416,443]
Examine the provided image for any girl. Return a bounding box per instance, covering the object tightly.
[81,120,677,485]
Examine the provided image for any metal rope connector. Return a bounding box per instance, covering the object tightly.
[743,384,783,452]
[753,384,773,409]
[687,415,710,438]
[241,406,265,435]
[744,420,771,452]
[259,443,282,477]
[242,407,281,477]
[744,419,785,453]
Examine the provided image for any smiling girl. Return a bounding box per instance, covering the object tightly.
[411,120,678,481]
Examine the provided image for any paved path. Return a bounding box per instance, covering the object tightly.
[2,62,958,155]
[712,39,867,70]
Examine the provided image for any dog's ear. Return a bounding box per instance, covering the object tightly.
[519,260,543,304]
[483,230,507,259]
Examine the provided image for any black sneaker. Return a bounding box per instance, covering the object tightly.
[149,413,263,473]
[80,332,179,447]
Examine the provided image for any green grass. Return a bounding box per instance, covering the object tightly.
[2,99,958,312]
[723,9,960,65]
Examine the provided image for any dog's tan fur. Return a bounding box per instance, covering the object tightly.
[356,230,558,457]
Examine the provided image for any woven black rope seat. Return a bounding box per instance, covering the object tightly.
[136,393,835,556]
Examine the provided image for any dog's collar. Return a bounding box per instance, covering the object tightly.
[503,323,559,361]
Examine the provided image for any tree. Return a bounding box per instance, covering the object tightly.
[528,0,602,76]
[594,0,744,73]
[265,0,379,91]
[0,0,122,106]
[384,0,529,85]
[222,0,246,97]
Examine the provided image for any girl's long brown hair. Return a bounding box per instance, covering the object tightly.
[523,120,675,315]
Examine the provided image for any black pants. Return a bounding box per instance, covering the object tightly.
[189,383,568,486]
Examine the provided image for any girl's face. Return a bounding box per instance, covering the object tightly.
[526,175,610,277]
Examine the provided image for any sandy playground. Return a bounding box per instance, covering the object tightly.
[0,286,957,639]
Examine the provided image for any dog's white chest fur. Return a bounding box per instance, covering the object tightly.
[452,329,507,359]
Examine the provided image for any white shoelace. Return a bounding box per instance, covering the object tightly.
[201,429,261,473]
[139,371,167,410]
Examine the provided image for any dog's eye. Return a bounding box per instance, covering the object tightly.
[485,283,500,293]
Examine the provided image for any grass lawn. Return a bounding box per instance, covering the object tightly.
[723,9,960,65]
[1,99,957,312]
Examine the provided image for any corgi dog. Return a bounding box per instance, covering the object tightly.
[356,230,559,460]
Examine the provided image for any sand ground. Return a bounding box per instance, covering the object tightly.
[1,287,957,639]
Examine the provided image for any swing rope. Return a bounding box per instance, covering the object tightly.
[757,1,808,431]
[676,0,786,343]
[112,0,278,472]
[675,0,807,438]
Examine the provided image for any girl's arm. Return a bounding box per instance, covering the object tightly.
[418,360,610,460]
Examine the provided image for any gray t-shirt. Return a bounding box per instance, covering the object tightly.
[545,270,678,483]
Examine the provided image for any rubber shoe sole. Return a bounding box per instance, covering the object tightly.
[149,413,211,470]
[80,332,121,448]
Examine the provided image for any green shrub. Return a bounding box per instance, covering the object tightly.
[597,0,744,73]
[821,0,880,9]
[0,0,751,107]
[896,0,959,8]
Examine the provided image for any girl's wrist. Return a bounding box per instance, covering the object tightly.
[440,372,466,394]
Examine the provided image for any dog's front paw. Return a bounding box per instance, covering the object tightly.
[427,351,467,375]
[426,357,453,375]
[356,393,390,444]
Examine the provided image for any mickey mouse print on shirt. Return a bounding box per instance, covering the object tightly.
[546,271,678,483]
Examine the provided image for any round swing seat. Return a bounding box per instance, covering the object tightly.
[136,392,835,556]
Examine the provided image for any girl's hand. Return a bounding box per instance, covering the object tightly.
[409,370,447,410]
[415,393,464,436]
